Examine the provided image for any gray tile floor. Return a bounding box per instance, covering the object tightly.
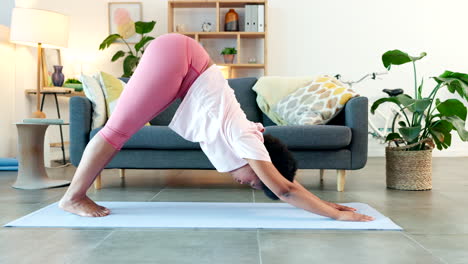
[1,157,467,264]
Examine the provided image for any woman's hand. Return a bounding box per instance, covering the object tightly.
[335,211,375,222]
[323,201,357,212]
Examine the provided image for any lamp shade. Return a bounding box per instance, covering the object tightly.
[9,8,69,48]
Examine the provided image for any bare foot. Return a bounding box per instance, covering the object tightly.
[59,195,110,217]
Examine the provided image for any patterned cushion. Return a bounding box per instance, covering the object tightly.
[80,74,107,130]
[273,75,359,125]
[98,72,150,126]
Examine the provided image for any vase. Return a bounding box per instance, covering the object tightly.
[52,65,65,87]
[224,9,239,31]
[223,54,235,64]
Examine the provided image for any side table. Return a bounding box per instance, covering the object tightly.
[13,122,71,189]
[25,87,85,165]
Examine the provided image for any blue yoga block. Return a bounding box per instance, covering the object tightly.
[0,166,18,171]
[0,158,18,166]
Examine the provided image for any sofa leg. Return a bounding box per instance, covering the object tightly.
[119,169,125,179]
[337,170,346,192]
[319,169,325,182]
[94,173,102,190]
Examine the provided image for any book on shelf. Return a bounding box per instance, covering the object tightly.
[244,4,264,32]
[22,118,65,125]
[258,5,264,32]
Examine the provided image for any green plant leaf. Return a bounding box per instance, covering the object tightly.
[123,55,138,77]
[135,36,155,53]
[441,115,468,141]
[135,21,156,34]
[436,98,467,121]
[434,71,468,100]
[396,94,431,113]
[370,97,400,114]
[99,34,121,50]
[417,78,424,99]
[398,125,422,142]
[428,120,453,150]
[382,50,426,70]
[385,132,403,142]
[111,50,126,62]
[398,121,407,127]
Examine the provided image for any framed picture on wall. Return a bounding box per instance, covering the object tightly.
[108,2,142,44]
[41,48,62,87]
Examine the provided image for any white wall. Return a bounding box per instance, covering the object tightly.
[1,0,467,159]
[0,25,16,157]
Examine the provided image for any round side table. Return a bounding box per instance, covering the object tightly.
[13,122,71,189]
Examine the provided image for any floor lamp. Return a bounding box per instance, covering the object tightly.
[9,8,69,118]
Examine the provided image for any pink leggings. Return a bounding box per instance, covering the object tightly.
[98,33,211,150]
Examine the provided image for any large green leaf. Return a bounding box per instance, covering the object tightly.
[396,94,431,113]
[111,50,125,62]
[429,120,453,150]
[370,97,400,114]
[434,71,468,100]
[382,50,427,70]
[99,34,121,50]
[441,115,468,141]
[135,36,155,53]
[135,21,156,34]
[385,132,403,142]
[436,98,467,121]
[123,55,139,77]
[398,125,422,142]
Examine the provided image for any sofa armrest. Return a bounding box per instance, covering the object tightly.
[69,96,92,167]
[344,96,368,169]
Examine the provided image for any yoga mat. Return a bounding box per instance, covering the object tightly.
[4,202,402,230]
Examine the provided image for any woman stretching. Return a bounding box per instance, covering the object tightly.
[58,33,374,222]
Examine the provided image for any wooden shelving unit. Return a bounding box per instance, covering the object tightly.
[168,0,267,78]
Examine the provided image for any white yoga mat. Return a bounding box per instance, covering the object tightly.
[4,202,402,230]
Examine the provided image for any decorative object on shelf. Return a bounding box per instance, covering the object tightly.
[221,47,237,64]
[371,49,468,191]
[99,20,157,77]
[43,48,62,87]
[9,8,69,118]
[202,22,212,32]
[224,9,239,31]
[176,24,186,32]
[52,65,65,87]
[108,2,142,44]
[63,78,83,91]
[248,57,257,64]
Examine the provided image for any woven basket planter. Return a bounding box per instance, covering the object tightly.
[385,138,435,191]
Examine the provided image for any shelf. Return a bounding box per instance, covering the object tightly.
[217,63,264,68]
[180,32,265,39]
[169,0,265,8]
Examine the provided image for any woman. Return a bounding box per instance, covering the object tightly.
[59,33,374,222]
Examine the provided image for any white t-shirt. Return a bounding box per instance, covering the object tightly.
[168,65,271,172]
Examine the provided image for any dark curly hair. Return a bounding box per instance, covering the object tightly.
[261,134,298,200]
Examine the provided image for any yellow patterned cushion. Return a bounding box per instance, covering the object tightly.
[98,72,150,126]
[273,75,359,125]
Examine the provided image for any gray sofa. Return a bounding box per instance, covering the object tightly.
[70,77,368,191]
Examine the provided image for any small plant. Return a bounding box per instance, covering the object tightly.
[64,78,82,84]
[221,47,237,55]
[99,20,157,78]
[371,50,468,151]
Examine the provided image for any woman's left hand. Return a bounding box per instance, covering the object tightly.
[323,201,356,212]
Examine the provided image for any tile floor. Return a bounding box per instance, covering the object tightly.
[1,157,467,264]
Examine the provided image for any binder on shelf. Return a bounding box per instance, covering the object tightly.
[251,4,258,32]
[245,4,252,32]
[258,5,264,32]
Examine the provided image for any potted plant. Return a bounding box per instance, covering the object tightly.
[221,47,237,64]
[98,21,156,78]
[63,78,83,92]
[371,50,468,190]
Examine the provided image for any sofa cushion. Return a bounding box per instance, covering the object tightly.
[264,125,352,150]
[90,126,201,150]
